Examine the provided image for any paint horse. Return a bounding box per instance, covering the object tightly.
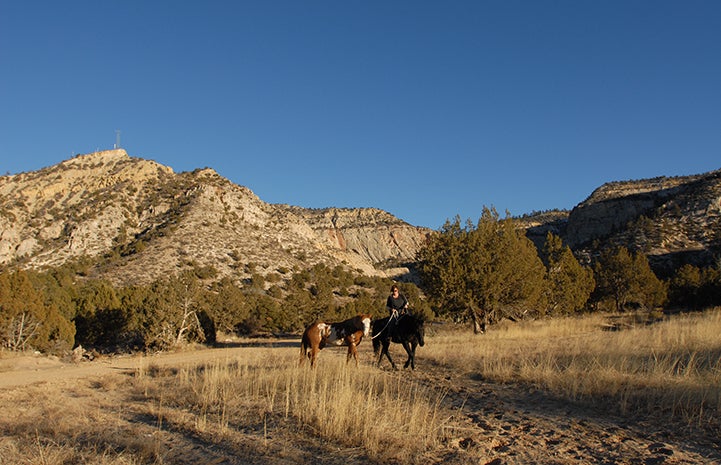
[299,314,372,367]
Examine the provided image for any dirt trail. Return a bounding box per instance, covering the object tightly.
[407,361,721,464]
[0,347,255,389]
[1,346,719,465]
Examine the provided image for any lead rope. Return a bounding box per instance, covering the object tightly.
[371,310,409,339]
[371,313,396,340]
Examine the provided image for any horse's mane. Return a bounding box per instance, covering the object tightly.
[405,313,424,326]
[347,314,371,330]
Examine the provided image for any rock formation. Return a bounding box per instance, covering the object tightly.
[525,170,721,273]
[0,150,431,285]
[3,149,719,283]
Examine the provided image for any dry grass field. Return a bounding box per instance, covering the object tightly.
[1,310,720,464]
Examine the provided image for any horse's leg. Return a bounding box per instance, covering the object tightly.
[310,346,319,368]
[402,341,414,369]
[409,341,417,369]
[300,337,309,366]
[376,341,385,366]
[345,342,354,364]
[382,340,397,370]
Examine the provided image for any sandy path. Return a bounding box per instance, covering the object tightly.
[408,362,721,464]
[0,346,275,389]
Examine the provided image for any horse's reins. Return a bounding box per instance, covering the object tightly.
[371,318,393,339]
[371,312,407,340]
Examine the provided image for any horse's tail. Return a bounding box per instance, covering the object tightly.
[416,317,426,347]
[299,333,309,365]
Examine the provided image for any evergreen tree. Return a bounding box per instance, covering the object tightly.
[698,266,721,308]
[73,279,122,347]
[630,252,667,310]
[0,270,74,352]
[669,264,702,309]
[418,207,546,333]
[542,232,595,315]
[133,272,209,349]
[592,246,666,311]
[207,277,250,335]
[28,267,77,322]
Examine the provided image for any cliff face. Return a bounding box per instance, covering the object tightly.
[0,150,430,285]
[279,206,431,265]
[566,176,695,248]
[0,150,172,268]
[563,170,721,271]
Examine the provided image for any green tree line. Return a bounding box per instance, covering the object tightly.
[418,207,718,333]
[0,262,430,353]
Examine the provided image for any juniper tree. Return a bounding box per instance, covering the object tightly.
[592,246,666,312]
[0,270,74,352]
[418,207,546,333]
[542,232,595,315]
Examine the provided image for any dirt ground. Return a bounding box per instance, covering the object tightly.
[1,343,719,465]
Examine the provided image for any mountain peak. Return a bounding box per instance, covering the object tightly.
[64,149,130,166]
[0,151,429,284]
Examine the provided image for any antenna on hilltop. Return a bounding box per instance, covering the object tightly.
[114,129,121,149]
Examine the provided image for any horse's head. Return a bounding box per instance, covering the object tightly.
[360,314,372,337]
[318,322,331,339]
[414,316,425,347]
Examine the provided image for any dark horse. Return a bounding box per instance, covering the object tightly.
[372,314,425,370]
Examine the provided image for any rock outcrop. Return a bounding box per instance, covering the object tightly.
[0,150,431,285]
[540,170,721,273]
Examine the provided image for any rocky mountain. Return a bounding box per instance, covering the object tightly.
[0,150,431,285]
[524,170,721,274]
[3,150,719,285]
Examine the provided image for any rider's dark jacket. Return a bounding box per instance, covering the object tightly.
[386,294,409,316]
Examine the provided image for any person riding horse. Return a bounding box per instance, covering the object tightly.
[385,285,409,338]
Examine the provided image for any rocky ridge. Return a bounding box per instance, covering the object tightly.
[3,150,720,284]
[0,150,431,285]
[565,170,721,271]
[520,169,721,273]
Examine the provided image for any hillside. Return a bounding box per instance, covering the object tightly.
[565,170,721,272]
[0,150,431,285]
[3,150,720,284]
[519,170,721,273]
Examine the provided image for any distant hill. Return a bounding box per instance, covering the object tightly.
[0,150,431,285]
[2,150,719,283]
[522,170,721,275]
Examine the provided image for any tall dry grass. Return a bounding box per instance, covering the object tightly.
[425,309,721,426]
[0,378,154,465]
[136,349,453,463]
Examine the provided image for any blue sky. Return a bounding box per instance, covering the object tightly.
[2,1,720,229]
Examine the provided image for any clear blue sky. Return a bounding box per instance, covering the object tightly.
[2,1,720,229]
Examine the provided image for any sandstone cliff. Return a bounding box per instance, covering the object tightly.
[279,206,431,265]
[0,150,431,285]
[557,170,721,272]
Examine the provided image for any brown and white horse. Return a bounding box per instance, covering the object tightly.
[299,314,372,367]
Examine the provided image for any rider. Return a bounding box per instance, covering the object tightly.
[385,284,409,339]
